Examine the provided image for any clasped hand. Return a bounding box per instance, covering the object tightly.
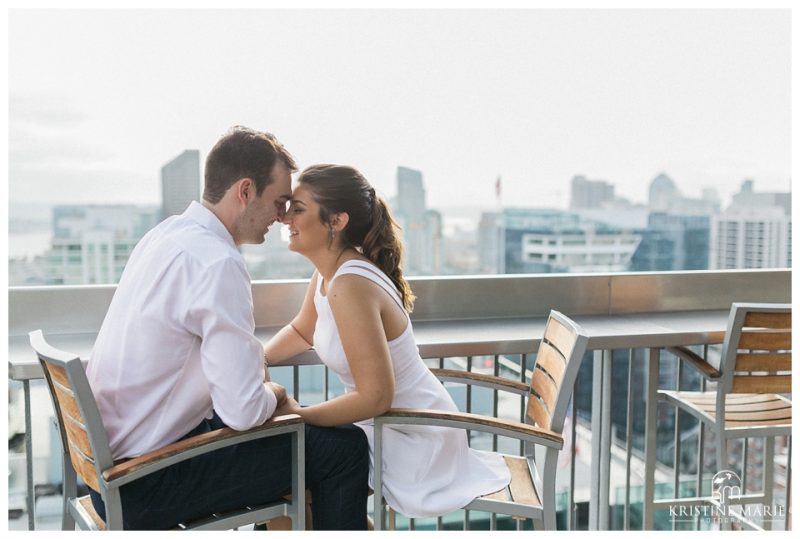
[266,381,303,417]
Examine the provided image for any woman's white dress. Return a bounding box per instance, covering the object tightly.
[313,259,510,518]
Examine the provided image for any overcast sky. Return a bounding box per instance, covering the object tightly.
[7,8,792,211]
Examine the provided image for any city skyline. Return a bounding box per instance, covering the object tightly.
[8,8,791,211]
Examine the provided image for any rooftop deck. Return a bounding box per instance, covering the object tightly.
[8,269,792,530]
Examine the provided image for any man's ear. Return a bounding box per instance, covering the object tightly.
[331,212,350,232]
[235,178,253,205]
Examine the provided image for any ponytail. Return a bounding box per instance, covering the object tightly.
[362,195,416,312]
[297,163,416,312]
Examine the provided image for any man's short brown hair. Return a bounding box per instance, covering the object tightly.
[203,126,297,204]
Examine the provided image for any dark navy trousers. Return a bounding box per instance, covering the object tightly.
[90,413,370,530]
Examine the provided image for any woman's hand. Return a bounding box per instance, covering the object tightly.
[273,396,303,417]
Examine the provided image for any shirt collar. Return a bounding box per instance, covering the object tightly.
[184,201,237,248]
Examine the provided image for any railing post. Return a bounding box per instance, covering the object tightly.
[569,394,577,531]
[672,355,683,531]
[599,350,612,530]
[589,349,611,529]
[624,348,634,531]
[643,347,660,530]
[23,380,35,530]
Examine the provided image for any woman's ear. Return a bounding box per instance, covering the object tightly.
[331,212,350,232]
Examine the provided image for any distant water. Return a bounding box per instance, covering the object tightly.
[8,231,52,259]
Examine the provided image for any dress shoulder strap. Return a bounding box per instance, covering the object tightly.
[332,260,406,313]
[314,271,324,296]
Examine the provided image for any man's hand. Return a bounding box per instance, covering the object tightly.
[266,381,287,406]
[273,396,302,417]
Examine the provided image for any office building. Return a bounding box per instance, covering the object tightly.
[161,150,201,219]
[44,205,160,285]
[570,175,616,209]
[710,180,791,270]
[630,213,711,271]
[481,208,641,274]
[392,166,443,275]
[647,173,718,215]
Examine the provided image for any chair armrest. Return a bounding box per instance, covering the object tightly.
[103,414,303,488]
[429,368,530,395]
[375,408,563,449]
[666,346,721,380]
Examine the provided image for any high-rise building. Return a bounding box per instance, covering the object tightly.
[648,173,680,212]
[44,205,160,284]
[570,175,615,209]
[647,173,719,215]
[161,150,201,219]
[630,213,711,271]
[480,208,641,274]
[477,211,502,274]
[730,179,791,215]
[710,181,791,270]
[392,166,442,275]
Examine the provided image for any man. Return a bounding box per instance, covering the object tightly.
[86,126,369,530]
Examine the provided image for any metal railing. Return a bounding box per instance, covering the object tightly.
[8,270,791,530]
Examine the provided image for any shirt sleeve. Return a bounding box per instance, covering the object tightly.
[184,256,277,430]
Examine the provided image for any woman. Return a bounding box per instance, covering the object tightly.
[264,164,510,518]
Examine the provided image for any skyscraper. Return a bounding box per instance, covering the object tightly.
[647,173,718,215]
[710,181,791,269]
[570,175,615,209]
[630,213,710,271]
[45,205,160,284]
[481,208,641,274]
[161,150,201,219]
[392,166,442,275]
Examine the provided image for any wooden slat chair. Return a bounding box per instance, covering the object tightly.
[373,310,589,530]
[653,303,791,530]
[30,330,306,531]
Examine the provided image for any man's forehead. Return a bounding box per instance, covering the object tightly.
[268,163,292,196]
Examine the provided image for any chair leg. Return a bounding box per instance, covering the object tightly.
[373,422,384,531]
[716,433,733,531]
[542,447,559,530]
[103,488,123,530]
[716,434,728,475]
[61,461,77,530]
[291,427,305,530]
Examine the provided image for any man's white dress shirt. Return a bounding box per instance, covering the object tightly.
[86,201,277,460]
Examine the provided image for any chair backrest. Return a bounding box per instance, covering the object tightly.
[29,330,114,494]
[718,303,792,395]
[526,310,589,433]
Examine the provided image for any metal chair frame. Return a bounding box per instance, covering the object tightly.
[30,329,305,531]
[645,303,791,530]
[373,310,589,530]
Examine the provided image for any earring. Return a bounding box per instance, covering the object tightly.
[329,227,336,242]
